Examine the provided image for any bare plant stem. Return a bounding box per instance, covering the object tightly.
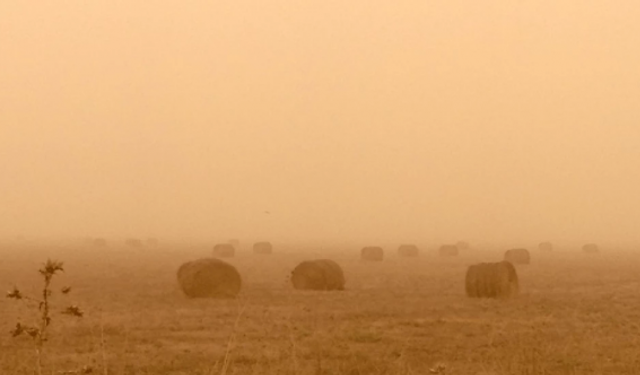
[100,310,109,375]
[35,273,53,375]
[220,300,248,375]
[35,346,42,375]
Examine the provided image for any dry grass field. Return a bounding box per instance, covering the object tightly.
[2,241,640,374]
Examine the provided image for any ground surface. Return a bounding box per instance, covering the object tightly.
[1,241,639,374]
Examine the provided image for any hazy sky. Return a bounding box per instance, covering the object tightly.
[2,1,640,244]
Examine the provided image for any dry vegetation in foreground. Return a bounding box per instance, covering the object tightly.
[2,241,640,374]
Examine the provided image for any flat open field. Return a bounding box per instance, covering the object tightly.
[2,241,640,374]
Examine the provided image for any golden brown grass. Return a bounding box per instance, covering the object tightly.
[2,241,640,374]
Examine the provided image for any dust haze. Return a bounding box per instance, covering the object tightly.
[2,1,640,246]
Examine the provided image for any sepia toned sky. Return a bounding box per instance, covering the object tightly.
[2,1,640,244]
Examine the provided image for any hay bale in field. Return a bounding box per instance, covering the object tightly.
[93,238,107,247]
[213,243,235,258]
[538,241,553,252]
[456,241,470,250]
[465,264,481,297]
[125,238,143,248]
[504,248,531,264]
[177,258,241,298]
[291,259,345,291]
[253,241,272,255]
[397,244,419,257]
[582,243,599,254]
[438,244,458,257]
[465,261,518,298]
[361,246,384,261]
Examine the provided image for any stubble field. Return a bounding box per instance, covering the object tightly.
[1,241,640,375]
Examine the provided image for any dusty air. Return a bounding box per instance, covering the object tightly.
[2,1,640,374]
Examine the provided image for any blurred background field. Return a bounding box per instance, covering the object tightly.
[1,240,640,374]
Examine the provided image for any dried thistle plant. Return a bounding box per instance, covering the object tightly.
[7,259,84,375]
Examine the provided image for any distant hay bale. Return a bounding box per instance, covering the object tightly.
[465,261,519,298]
[397,244,419,257]
[147,238,159,247]
[213,243,235,258]
[291,259,345,291]
[456,241,470,250]
[177,258,241,298]
[582,243,599,254]
[125,238,143,248]
[504,248,531,265]
[253,241,273,255]
[93,238,107,247]
[438,244,459,257]
[538,241,553,252]
[361,246,384,261]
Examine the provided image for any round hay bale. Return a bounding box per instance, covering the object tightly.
[125,238,143,248]
[465,264,481,298]
[456,241,470,250]
[397,244,419,257]
[93,238,107,247]
[438,244,458,257]
[538,242,553,252]
[582,243,599,254]
[291,259,345,291]
[361,246,384,261]
[253,241,272,255]
[213,243,235,258]
[177,258,241,298]
[465,261,518,298]
[504,248,531,265]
